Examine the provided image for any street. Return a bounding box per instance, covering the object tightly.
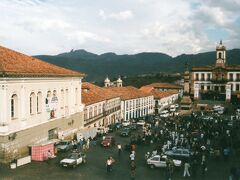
[1,125,239,180]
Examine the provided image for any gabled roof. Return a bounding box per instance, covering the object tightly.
[0,45,85,77]
[105,86,152,100]
[82,82,120,105]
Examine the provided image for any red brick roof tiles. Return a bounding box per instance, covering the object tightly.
[0,45,84,77]
[140,85,179,99]
[105,86,152,100]
[82,82,120,105]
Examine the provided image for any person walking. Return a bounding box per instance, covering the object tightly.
[117,143,122,156]
[183,161,191,177]
[130,161,136,180]
[106,156,114,172]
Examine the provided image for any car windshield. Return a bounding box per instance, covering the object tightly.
[68,153,79,159]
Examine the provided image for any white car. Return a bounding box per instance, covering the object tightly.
[60,152,86,168]
[169,105,176,112]
[159,110,170,118]
[137,120,145,126]
[122,120,131,127]
[96,127,109,135]
[147,155,181,168]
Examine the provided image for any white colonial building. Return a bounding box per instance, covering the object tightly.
[0,45,85,163]
[106,86,154,120]
[191,41,240,103]
[82,83,121,128]
[140,86,179,114]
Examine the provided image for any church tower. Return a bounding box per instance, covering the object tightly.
[116,76,123,87]
[104,76,111,87]
[216,40,226,67]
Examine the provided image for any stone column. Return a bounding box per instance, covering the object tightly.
[226,84,231,101]
[194,83,200,100]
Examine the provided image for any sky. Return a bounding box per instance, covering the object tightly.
[0,0,240,57]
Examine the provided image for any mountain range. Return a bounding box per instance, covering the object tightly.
[35,48,240,81]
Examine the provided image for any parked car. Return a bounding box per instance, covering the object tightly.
[96,127,109,136]
[60,151,86,168]
[169,105,176,112]
[164,147,192,160]
[56,140,73,152]
[122,120,131,127]
[120,128,131,137]
[114,122,122,129]
[147,155,182,169]
[129,123,137,130]
[101,136,115,147]
[159,110,170,118]
[107,124,115,132]
[136,120,145,126]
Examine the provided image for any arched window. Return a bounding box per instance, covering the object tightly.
[89,107,93,118]
[98,104,102,114]
[30,92,36,115]
[37,92,42,113]
[94,106,97,116]
[84,109,88,120]
[11,94,18,119]
[46,91,51,105]
[218,52,222,59]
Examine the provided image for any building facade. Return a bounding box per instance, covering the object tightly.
[82,83,121,128]
[191,41,240,103]
[106,86,154,121]
[0,45,84,163]
[140,86,179,114]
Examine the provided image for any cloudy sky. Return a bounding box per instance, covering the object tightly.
[0,0,240,56]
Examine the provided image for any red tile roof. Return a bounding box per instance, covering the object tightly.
[140,85,178,99]
[82,82,120,105]
[105,86,152,100]
[0,45,85,77]
[139,86,154,93]
[146,83,182,89]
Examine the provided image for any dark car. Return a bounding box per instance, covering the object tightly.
[129,123,137,130]
[108,124,115,132]
[164,147,192,160]
[56,140,73,152]
[114,122,122,130]
[101,136,115,147]
[120,128,131,137]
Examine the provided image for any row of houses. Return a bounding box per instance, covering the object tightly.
[0,45,182,163]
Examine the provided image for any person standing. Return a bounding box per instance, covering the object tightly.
[117,143,122,156]
[183,161,191,177]
[130,152,135,161]
[106,156,112,172]
[130,161,136,180]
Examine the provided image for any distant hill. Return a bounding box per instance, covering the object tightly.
[35,49,240,81]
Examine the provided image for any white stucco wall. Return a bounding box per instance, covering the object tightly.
[0,77,84,135]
